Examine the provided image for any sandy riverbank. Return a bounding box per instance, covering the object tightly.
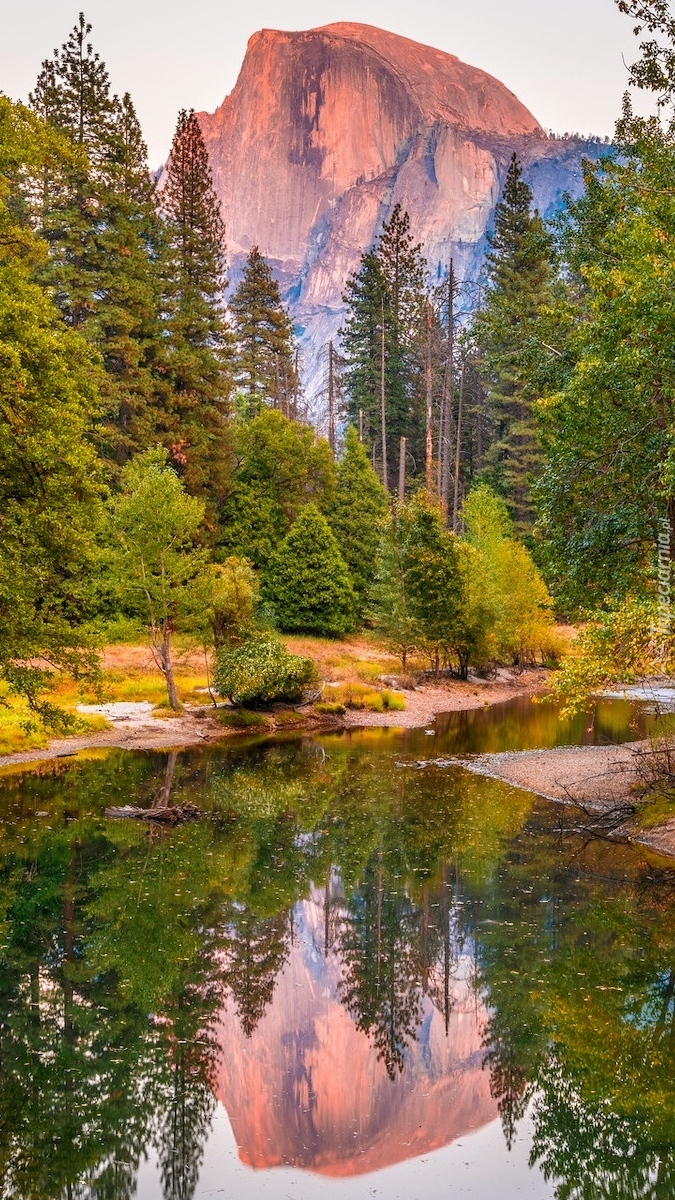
[460,740,675,860]
[0,668,548,770]
[342,668,549,727]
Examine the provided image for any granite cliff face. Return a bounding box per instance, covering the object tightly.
[196,23,603,401]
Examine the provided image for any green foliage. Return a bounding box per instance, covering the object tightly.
[341,205,428,488]
[328,425,388,615]
[371,493,465,672]
[107,449,207,707]
[218,409,336,569]
[369,507,419,669]
[0,97,104,717]
[159,108,232,506]
[189,556,259,651]
[264,505,357,637]
[548,596,668,716]
[535,130,675,612]
[214,636,318,706]
[403,491,464,669]
[230,246,297,416]
[218,707,269,729]
[472,154,555,531]
[463,483,556,666]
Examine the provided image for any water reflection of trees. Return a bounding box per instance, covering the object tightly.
[2,741,675,1197]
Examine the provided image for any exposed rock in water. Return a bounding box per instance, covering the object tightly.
[193,22,608,406]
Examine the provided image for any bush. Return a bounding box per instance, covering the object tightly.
[214,637,318,707]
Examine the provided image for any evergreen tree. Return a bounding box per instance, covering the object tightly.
[217,409,336,570]
[403,492,464,673]
[0,96,104,715]
[264,505,357,637]
[370,507,419,670]
[160,108,232,502]
[473,154,554,532]
[28,14,116,329]
[229,246,297,416]
[328,425,388,617]
[341,205,428,489]
[27,17,194,483]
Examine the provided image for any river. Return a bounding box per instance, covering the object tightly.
[1,696,674,1199]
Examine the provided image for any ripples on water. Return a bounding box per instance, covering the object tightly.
[0,697,674,1199]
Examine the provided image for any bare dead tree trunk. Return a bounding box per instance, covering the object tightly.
[328,341,336,455]
[440,260,455,520]
[358,408,364,443]
[425,301,434,492]
[398,436,407,501]
[380,298,388,492]
[453,360,465,533]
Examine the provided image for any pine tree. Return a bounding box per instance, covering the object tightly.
[264,505,357,636]
[28,13,116,329]
[217,409,336,571]
[328,426,388,617]
[472,154,554,532]
[402,492,464,673]
[341,205,428,490]
[370,507,419,669]
[229,246,297,417]
[160,108,232,503]
[27,17,178,478]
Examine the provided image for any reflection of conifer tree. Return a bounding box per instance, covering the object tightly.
[156,993,217,1200]
[336,853,423,1079]
[221,906,291,1037]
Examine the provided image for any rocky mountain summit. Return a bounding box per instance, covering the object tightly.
[196,23,605,399]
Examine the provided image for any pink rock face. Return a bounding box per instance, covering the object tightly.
[195,23,602,398]
[213,900,498,1177]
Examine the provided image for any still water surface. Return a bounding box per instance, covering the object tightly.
[1,697,674,1199]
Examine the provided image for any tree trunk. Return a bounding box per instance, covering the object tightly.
[152,621,180,710]
[380,299,389,492]
[453,361,465,533]
[425,302,434,492]
[440,261,455,520]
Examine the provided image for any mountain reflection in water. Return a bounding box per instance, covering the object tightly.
[216,895,495,1176]
[1,696,675,1199]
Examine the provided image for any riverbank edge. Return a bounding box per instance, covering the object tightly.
[455,742,675,861]
[0,669,548,773]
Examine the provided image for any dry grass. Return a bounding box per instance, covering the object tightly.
[283,633,425,684]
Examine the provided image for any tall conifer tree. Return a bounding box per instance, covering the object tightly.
[341,205,428,489]
[28,17,171,472]
[160,108,232,503]
[328,426,388,617]
[229,246,297,417]
[473,154,554,532]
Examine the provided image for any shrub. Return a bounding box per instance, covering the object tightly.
[215,637,318,707]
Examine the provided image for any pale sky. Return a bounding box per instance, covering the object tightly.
[1,0,649,165]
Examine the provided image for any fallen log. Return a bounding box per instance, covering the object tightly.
[105,803,202,824]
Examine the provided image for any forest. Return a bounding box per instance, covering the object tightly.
[1,0,675,730]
